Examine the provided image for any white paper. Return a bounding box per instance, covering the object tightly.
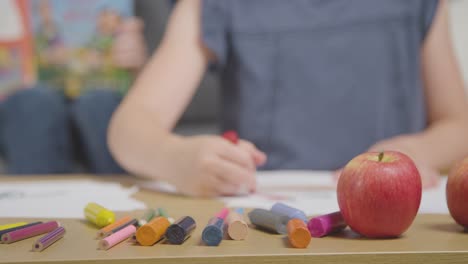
[0,179,146,218]
[139,170,449,215]
[419,177,449,214]
[224,171,449,215]
[221,171,339,216]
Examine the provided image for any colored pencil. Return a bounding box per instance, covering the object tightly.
[32,227,66,252]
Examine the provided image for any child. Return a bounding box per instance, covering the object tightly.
[108,0,468,197]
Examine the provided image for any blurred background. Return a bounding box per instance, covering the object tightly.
[0,0,468,172]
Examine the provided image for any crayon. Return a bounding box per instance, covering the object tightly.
[227,208,248,240]
[136,217,171,246]
[202,208,229,246]
[222,130,239,144]
[307,211,347,237]
[287,219,311,248]
[271,202,308,223]
[248,208,289,234]
[84,202,115,228]
[222,131,249,196]
[165,216,196,245]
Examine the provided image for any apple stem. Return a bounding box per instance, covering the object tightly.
[378,152,384,162]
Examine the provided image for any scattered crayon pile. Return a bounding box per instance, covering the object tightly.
[248,203,346,248]
[1,201,348,252]
[85,203,179,250]
[87,201,347,250]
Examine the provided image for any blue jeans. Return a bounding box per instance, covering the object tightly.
[0,86,125,174]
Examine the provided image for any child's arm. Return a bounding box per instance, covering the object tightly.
[369,0,468,185]
[108,0,266,197]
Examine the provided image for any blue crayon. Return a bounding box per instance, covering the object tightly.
[202,218,224,246]
[202,208,229,246]
[271,203,308,223]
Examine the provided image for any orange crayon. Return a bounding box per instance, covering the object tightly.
[287,218,311,249]
[136,217,171,246]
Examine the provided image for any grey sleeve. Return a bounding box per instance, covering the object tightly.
[201,0,230,68]
[420,0,439,41]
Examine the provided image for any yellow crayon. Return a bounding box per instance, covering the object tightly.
[84,203,115,228]
[0,222,28,231]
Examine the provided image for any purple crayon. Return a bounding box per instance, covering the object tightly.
[33,227,66,252]
[307,211,347,237]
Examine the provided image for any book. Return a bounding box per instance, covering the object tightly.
[0,0,35,100]
[29,0,133,98]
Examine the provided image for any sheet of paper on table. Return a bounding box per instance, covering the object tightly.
[140,171,449,216]
[220,171,340,216]
[0,171,448,218]
[0,179,146,218]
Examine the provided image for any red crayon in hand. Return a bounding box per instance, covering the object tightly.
[222,130,239,144]
[222,130,249,195]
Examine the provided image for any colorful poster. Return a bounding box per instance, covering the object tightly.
[29,0,133,98]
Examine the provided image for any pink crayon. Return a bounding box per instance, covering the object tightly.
[307,211,347,237]
[2,221,60,244]
[215,207,229,220]
[98,224,136,250]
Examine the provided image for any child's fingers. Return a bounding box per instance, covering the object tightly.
[422,175,439,189]
[237,140,267,166]
[204,174,240,197]
[420,167,440,189]
[215,177,247,196]
[186,173,238,198]
[208,156,256,192]
[217,140,256,170]
[218,161,256,190]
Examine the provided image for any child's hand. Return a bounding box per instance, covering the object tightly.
[166,135,266,197]
[112,17,147,70]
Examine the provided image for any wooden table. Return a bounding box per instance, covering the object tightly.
[1,175,467,264]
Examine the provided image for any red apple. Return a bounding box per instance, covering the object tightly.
[337,151,422,238]
[446,157,468,228]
